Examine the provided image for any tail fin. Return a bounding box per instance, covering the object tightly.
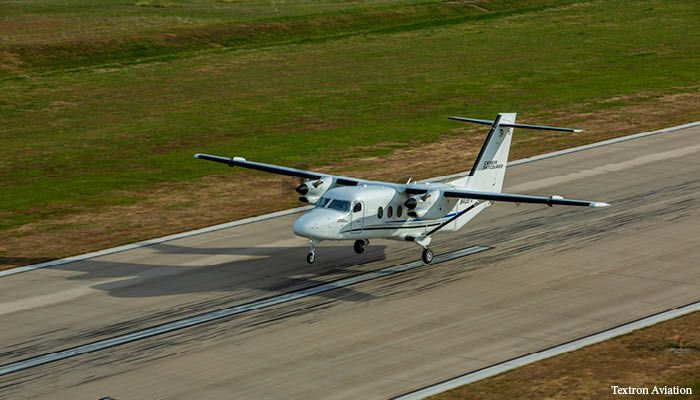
[449,113,516,192]
[447,113,581,192]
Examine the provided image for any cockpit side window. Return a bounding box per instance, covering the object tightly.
[353,202,362,213]
[316,197,331,208]
[328,199,351,213]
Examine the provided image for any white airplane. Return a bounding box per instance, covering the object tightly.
[196,113,609,264]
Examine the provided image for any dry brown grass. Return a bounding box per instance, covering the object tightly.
[431,311,700,400]
[0,50,23,74]
[2,91,700,271]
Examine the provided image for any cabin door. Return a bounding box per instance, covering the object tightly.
[351,201,365,233]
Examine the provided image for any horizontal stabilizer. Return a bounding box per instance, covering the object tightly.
[443,189,609,208]
[449,116,582,132]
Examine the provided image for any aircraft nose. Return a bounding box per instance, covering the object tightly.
[293,210,343,240]
[293,215,316,238]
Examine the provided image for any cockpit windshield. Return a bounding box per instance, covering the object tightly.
[315,197,351,213]
[327,199,351,212]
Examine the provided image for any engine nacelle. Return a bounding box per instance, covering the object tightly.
[405,191,439,218]
[299,195,319,204]
[404,197,418,210]
[296,178,332,204]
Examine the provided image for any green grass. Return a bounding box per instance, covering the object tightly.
[0,0,569,73]
[2,0,700,230]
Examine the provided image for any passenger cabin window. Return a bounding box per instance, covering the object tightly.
[353,202,362,213]
[328,199,351,213]
[387,206,393,218]
[397,205,403,218]
[378,207,383,218]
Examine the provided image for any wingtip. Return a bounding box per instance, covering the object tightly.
[573,129,583,133]
[590,202,610,208]
[194,153,202,159]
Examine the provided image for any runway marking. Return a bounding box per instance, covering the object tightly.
[393,299,700,400]
[2,120,699,278]
[0,287,98,316]
[0,245,490,377]
[508,141,700,192]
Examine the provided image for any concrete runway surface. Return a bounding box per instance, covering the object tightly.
[1,125,700,399]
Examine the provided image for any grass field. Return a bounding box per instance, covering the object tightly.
[0,0,573,73]
[432,310,700,399]
[2,0,700,266]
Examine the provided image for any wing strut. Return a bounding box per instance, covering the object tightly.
[443,190,609,208]
[425,202,479,236]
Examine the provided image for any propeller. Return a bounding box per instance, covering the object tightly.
[279,175,305,197]
[295,178,323,195]
[279,162,310,197]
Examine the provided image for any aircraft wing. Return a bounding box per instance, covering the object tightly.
[442,189,609,208]
[194,153,362,186]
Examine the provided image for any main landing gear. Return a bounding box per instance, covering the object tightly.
[421,248,434,264]
[354,239,369,254]
[406,235,434,264]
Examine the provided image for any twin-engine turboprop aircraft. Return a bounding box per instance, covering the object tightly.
[196,113,609,264]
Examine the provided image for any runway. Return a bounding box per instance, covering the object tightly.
[0,246,490,376]
[2,123,700,399]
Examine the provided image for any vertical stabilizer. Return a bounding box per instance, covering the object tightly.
[450,112,516,192]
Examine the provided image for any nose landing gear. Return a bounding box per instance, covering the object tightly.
[353,239,369,254]
[306,239,318,264]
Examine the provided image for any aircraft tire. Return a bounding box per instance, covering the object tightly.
[353,239,367,254]
[421,248,434,264]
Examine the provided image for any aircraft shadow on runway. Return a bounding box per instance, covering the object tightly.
[51,197,638,303]
[55,242,389,302]
[49,190,646,303]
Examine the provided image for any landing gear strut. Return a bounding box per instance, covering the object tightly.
[354,239,369,254]
[421,248,434,264]
[306,239,318,264]
[408,236,433,264]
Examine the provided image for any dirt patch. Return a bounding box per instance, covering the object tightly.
[2,90,700,270]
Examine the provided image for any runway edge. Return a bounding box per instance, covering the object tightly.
[394,300,700,399]
[3,119,700,278]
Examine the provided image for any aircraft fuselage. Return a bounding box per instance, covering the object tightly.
[292,184,489,242]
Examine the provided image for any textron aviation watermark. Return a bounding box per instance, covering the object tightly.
[611,385,693,395]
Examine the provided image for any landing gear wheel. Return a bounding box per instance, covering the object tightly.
[421,248,434,264]
[306,252,316,264]
[354,239,368,254]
